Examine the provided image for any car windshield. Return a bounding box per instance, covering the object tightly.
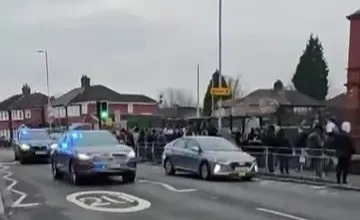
[197,137,239,151]
[71,131,118,147]
[19,130,50,141]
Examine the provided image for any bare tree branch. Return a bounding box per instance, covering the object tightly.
[159,88,195,108]
[225,75,244,99]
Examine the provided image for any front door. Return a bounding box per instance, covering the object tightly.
[183,139,201,171]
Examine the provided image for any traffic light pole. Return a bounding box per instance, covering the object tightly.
[96,101,102,130]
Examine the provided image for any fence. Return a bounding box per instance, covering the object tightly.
[135,140,338,180]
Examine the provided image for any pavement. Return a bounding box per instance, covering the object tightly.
[1,149,360,220]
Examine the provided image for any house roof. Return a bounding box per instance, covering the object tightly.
[52,85,157,106]
[348,9,360,19]
[223,89,324,108]
[0,93,48,110]
[326,93,346,108]
[0,94,23,110]
[10,93,48,109]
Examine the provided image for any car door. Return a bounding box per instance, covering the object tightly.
[171,138,188,169]
[183,139,202,171]
[56,134,72,172]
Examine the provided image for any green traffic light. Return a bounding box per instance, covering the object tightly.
[100,111,108,119]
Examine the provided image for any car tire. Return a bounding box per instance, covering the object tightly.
[199,162,211,180]
[51,161,63,180]
[69,162,81,185]
[123,172,136,183]
[164,158,175,176]
[19,157,26,165]
[14,153,19,161]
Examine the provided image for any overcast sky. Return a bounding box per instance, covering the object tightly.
[1,0,359,102]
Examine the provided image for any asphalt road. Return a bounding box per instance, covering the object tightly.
[1,149,360,220]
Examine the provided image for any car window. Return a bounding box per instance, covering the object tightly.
[173,138,187,148]
[18,130,50,141]
[70,131,118,147]
[185,139,199,148]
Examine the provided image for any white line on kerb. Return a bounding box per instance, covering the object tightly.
[138,179,197,193]
[0,163,40,208]
[256,208,308,220]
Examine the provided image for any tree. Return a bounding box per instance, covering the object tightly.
[226,75,244,99]
[159,88,195,107]
[292,34,329,100]
[203,70,231,116]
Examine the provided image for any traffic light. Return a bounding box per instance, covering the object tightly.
[100,101,108,119]
[96,101,109,121]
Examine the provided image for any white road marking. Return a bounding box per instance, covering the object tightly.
[256,208,308,220]
[309,185,326,190]
[66,191,151,213]
[138,179,197,193]
[0,162,40,208]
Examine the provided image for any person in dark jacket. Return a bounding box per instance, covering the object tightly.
[262,125,277,173]
[334,122,355,184]
[276,129,292,175]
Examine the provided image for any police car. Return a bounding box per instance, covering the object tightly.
[13,126,56,164]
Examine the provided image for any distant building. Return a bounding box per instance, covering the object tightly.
[0,85,48,140]
[51,75,158,127]
[221,81,324,126]
[158,105,199,120]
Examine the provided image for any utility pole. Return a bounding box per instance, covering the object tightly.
[217,0,223,130]
[196,64,200,118]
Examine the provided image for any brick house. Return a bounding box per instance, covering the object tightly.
[51,76,158,127]
[0,85,48,140]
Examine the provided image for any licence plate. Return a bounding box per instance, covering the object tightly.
[35,151,47,155]
[107,164,122,169]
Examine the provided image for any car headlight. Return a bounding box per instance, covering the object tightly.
[214,164,221,173]
[77,153,91,160]
[127,150,136,158]
[20,144,30,151]
[50,143,58,150]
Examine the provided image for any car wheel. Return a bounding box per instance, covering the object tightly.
[199,162,211,180]
[164,158,175,176]
[14,153,19,161]
[51,161,63,180]
[123,172,136,183]
[19,157,26,165]
[69,162,81,185]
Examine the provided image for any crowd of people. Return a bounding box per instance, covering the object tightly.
[112,118,355,185]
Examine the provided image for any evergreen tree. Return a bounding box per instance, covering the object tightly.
[203,70,231,116]
[292,34,329,100]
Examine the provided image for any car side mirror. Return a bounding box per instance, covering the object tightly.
[189,145,201,153]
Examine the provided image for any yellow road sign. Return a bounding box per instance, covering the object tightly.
[210,87,230,96]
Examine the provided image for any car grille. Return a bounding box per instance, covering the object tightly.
[31,146,47,151]
[112,153,127,161]
[230,162,252,170]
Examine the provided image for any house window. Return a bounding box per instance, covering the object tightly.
[60,107,66,118]
[82,104,88,114]
[25,110,31,119]
[11,110,24,120]
[67,106,80,117]
[3,112,8,120]
[0,112,3,121]
[127,104,133,114]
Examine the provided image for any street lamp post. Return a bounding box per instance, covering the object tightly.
[37,50,52,130]
[218,0,223,130]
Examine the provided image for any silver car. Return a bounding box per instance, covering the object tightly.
[162,136,258,180]
[51,130,136,185]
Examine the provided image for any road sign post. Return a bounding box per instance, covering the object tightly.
[210,87,230,96]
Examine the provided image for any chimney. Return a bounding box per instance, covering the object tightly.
[81,75,91,88]
[21,84,31,96]
[273,80,284,92]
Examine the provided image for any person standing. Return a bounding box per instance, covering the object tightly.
[307,124,325,177]
[334,122,355,184]
[262,125,277,173]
